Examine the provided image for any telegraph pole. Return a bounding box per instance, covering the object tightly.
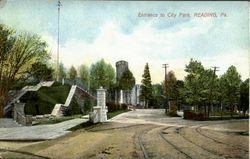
[208,66,219,118]
[56,0,62,82]
[162,64,169,114]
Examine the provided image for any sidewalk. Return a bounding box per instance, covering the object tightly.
[0,118,88,141]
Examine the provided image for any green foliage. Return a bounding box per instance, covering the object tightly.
[0,23,50,117]
[30,62,53,81]
[184,110,205,120]
[176,80,185,104]
[239,78,249,115]
[220,66,241,116]
[182,59,215,113]
[21,83,71,115]
[167,100,179,117]
[79,64,89,87]
[68,66,77,81]
[65,97,82,116]
[89,59,115,93]
[107,109,131,119]
[183,59,205,105]
[10,81,39,90]
[151,84,164,108]
[107,102,128,112]
[165,71,177,100]
[83,97,93,114]
[140,63,153,108]
[118,69,135,90]
[68,121,101,131]
[59,63,67,79]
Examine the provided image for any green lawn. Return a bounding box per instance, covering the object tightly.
[107,109,131,119]
[20,82,71,115]
[68,109,131,131]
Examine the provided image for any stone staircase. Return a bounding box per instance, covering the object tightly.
[3,81,55,116]
[64,85,77,107]
[50,85,77,117]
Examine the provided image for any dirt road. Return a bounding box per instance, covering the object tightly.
[1,109,249,159]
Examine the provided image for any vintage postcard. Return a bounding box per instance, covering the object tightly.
[0,0,249,158]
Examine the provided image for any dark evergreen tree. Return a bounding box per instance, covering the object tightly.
[140,63,152,108]
[239,78,249,116]
[118,69,135,90]
[30,62,53,81]
[68,66,77,81]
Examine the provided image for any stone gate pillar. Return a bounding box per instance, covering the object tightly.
[89,86,108,123]
[97,86,108,122]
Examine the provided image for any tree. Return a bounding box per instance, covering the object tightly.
[239,78,249,116]
[118,69,135,90]
[220,66,241,117]
[89,59,115,93]
[59,63,67,79]
[79,64,89,88]
[29,62,53,81]
[68,66,77,81]
[140,63,152,108]
[0,24,50,117]
[117,69,135,104]
[183,59,205,112]
[152,84,164,109]
[165,71,177,100]
[176,80,185,107]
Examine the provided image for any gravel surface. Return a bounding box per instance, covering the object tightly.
[1,109,249,159]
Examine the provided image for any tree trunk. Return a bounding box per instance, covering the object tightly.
[204,103,207,119]
[230,105,233,118]
[0,105,3,118]
[220,103,223,120]
[0,95,6,118]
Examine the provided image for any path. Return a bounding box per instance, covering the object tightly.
[0,118,87,141]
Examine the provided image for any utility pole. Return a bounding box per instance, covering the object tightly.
[208,66,219,118]
[56,0,62,82]
[162,64,169,114]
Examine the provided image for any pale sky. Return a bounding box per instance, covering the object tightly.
[0,0,249,84]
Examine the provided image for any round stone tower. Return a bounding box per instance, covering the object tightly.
[116,60,128,79]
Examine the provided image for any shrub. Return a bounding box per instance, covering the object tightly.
[65,97,82,116]
[167,110,179,117]
[184,110,205,120]
[121,103,128,110]
[83,97,93,114]
[107,102,128,112]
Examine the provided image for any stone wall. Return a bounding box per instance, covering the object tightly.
[74,86,96,109]
[13,103,32,126]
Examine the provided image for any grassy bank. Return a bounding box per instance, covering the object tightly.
[20,82,71,115]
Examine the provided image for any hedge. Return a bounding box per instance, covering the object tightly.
[107,102,128,112]
[184,110,205,120]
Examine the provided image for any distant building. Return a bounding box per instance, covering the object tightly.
[116,60,128,79]
[115,60,144,106]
